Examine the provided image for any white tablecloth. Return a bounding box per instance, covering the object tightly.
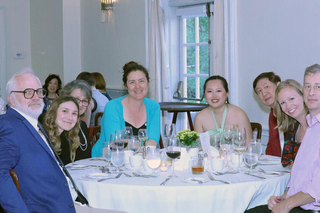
[69,155,290,213]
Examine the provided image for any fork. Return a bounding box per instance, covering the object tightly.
[98,173,122,182]
[191,178,203,184]
[206,172,229,184]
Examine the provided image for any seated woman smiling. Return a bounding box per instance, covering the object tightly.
[92,61,160,157]
[43,95,81,165]
[194,75,253,144]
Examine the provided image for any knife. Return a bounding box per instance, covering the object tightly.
[244,172,266,179]
[160,177,171,185]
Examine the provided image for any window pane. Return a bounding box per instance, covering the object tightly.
[199,16,208,43]
[200,77,207,104]
[199,45,209,74]
[186,76,196,99]
[186,46,195,74]
[186,18,195,43]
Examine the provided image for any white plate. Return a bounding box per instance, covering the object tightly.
[66,164,91,170]
[86,173,112,179]
[182,177,209,184]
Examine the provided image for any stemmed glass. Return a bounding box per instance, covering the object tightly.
[102,142,111,166]
[146,148,161,175]
[244,143,259,174]
[115,129,127,148]
[128,136,141,154]
[221,125,234,166]
[124,126,133,140]
[138,129,149,158]
[232,127,247,172]
[164,124,176,148]
[249,139,262,158]
[166,137,181,177]
[109,133,116,148]
[111,142,125,173]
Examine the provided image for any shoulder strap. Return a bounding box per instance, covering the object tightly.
[221,104,227,130]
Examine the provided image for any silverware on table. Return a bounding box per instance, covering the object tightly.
[206,172,229,184]
[160,176,172,186]
[98,173,122,182]
[244,172,266,179]
[121,172,132,177]
[191,178,203,184]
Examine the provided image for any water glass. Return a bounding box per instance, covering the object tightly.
[102,142,111,165]
[128,136,140,153]
[111,143,125,173]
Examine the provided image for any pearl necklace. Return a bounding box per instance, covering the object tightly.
[79,126,88,151]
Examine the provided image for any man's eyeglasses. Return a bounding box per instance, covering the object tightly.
[10,88,47,99]
[74,98,89,107]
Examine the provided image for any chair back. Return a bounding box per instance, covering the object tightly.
[250,122,262,140]
[89,126,101,146]
[94,112,104,126]
[0,170,21,212]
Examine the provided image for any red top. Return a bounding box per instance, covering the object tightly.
[266,108,281,157]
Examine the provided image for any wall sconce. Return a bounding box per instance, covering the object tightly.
[101,0,114,23]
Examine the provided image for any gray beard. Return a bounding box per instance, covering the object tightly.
[14,100,44,119]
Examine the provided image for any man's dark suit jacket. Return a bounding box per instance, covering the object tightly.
[0,107,76,212]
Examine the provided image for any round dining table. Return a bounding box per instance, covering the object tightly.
[68,155,290,213]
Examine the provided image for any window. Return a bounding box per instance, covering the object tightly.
[179,7,212,103]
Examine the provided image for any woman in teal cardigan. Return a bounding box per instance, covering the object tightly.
[92,61,160,157]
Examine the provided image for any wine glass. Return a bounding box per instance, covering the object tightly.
[221,125,234,166]
[244,144,259,174]
[128,136,141,154]
[166,137,181,178]
[146,148,161,175]
[111,142,125,173]
[232,127,246,172]
[138,129,149,158]
[124,126,133,139]
[249,139,262,158]
[103,142,111,166]
[138,129,149,146]
[115,129,127,148]
[163,124,176,148]
[109,133,116,149]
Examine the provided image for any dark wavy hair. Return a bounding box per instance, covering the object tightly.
[43,74,62,95]
[122,61,149,87]
[43,95,80,162]
[76,72,96,87]
[202,75,229,104]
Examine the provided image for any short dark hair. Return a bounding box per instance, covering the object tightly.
[92,72,106,90]
[253,72,281,94]
[122,61,149,87]
[76,72,96,87]
[43,74,62,94]
[202,75,229,103]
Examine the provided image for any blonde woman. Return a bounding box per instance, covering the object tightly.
[274,79,308,168]
[43,95,81,164]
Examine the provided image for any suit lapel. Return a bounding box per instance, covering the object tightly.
[7,107,57,161]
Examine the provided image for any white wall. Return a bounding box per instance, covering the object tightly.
[80,0,147,90]
[237,0,320,142]
[0,0,31,91]
[30,0,64,83]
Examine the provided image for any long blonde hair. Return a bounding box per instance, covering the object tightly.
[274,79,308,132]
[43,95,80,162]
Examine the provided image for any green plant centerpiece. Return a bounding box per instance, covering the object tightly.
[176,129,200,149]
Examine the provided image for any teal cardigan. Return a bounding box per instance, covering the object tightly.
[92,95,160,157]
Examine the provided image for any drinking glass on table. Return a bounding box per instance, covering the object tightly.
[166,137,181,177]
[232,127,246,172]
[164,124,176,139]
[124,126,133,139]
[244,143,259,174]
[115,129,127,148]
[103,142,111,166]
[128,136,141,154]
[111,142,125,173]
[138,129,149,158]
[221,125,234,166]
[249,139,262,158]
[146,148,161,175]
[109,133,116,148]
